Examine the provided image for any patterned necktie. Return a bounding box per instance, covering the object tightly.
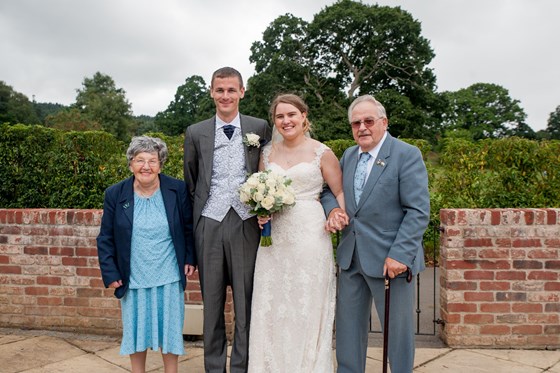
[223,124,235,140]
[354,152,372,204]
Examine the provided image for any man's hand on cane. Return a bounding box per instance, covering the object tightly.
[383,257,408,279]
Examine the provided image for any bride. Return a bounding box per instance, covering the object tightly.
[248,94,346,372]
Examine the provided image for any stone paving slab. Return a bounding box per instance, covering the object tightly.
[65,337,121,353]
[469,349,560,370]
[0,334,27,345]
[414,349,544,373]
[0,336,85,373]
[20,354,128,373]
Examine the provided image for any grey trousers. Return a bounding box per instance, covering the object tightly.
[336,249,416,373]
[196,209,260,373]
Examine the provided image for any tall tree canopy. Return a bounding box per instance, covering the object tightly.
[441,83,533,140]
[0,81,40,125]
[34,102,66,124]
[45,108,102,131]
[245,0,440,141]
[546,105,560,140]
[74,72,133,141]
[154,75,213,135]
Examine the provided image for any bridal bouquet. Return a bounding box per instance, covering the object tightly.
[239,169,295,246]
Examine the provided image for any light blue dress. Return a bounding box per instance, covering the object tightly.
[120,189,185,355]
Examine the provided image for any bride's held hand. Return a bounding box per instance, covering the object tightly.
[325,208,349,233]
[257,215,271,229]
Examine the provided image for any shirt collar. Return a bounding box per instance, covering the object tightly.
[216,113,241,129]
[360,131,387,160]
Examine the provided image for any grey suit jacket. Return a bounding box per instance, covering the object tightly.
[322,132,430,277]
[183,114,271,228]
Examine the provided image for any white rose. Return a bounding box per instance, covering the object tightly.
[261,195,275,210]
[240,190,251,203]
[265,177,277,188]
[257,183,266,194]
[246,176,259,188]
[246,133,260,146]
[254,192,264,202]
[283,193,295,205]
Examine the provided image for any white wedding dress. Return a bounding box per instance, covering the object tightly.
[248,143,336,373]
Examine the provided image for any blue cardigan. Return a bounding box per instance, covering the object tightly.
[97,174,196,299]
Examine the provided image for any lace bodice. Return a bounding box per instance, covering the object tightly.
[262,143,327,201]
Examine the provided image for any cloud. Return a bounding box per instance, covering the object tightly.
[1,0,558,130]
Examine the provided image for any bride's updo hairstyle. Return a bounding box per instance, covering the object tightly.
[269,93,312,134]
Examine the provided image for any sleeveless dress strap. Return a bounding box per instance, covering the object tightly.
[312,143,329,168]
[262,144,272,169]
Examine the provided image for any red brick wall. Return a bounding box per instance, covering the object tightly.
[440,208,560,349]
[0,209,234,337]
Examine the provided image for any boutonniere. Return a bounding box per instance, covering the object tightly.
[375,159,386,167]
[243,133,262,148]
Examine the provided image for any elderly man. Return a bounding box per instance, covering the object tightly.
[322,95,430,373]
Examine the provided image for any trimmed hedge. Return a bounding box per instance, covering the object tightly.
[2,125,559,215]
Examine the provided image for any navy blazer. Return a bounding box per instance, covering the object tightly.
[97,174,196,299]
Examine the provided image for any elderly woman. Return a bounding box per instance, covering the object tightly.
[97,135,196,373]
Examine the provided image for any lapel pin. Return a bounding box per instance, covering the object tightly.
[123,202,130,209]
[376,159,386,167]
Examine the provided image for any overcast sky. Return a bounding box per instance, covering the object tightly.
[1,0,558,131]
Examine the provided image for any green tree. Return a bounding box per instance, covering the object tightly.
[34,102,66,124]
[307,1,436,100]
[246,1,441,141]
[131,115,158,136]
[442,83,532,140]
[74,72,133,141]
[155,75,213,135]
[45,108,102,131]
[0,81,40,124]
[244,14,328,122]
[546,105,560,139]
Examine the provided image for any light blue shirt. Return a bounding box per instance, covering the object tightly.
[129,189,180,289]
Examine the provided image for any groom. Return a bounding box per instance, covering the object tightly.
[322,95,430,373]
[183,67,271,373]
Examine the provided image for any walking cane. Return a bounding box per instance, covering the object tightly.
[382,274,391,373]
[383,269,412,373]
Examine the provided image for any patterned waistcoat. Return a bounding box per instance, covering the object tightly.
[201,127,253,222]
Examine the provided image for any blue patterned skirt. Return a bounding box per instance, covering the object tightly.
[120,281,185,355]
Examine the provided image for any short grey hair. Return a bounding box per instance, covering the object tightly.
[126,136,168,166]
[348,95,387,122]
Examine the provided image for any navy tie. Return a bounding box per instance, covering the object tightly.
[223,125,235,139]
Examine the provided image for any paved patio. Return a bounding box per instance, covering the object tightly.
[1,328,559,372]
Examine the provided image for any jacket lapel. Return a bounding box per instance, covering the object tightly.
[356,133,393,211]
[160,175,177,239]
[240,115,257,174]
[119,177,135,226]
[199,117,216,190]
[343,146,360,210]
